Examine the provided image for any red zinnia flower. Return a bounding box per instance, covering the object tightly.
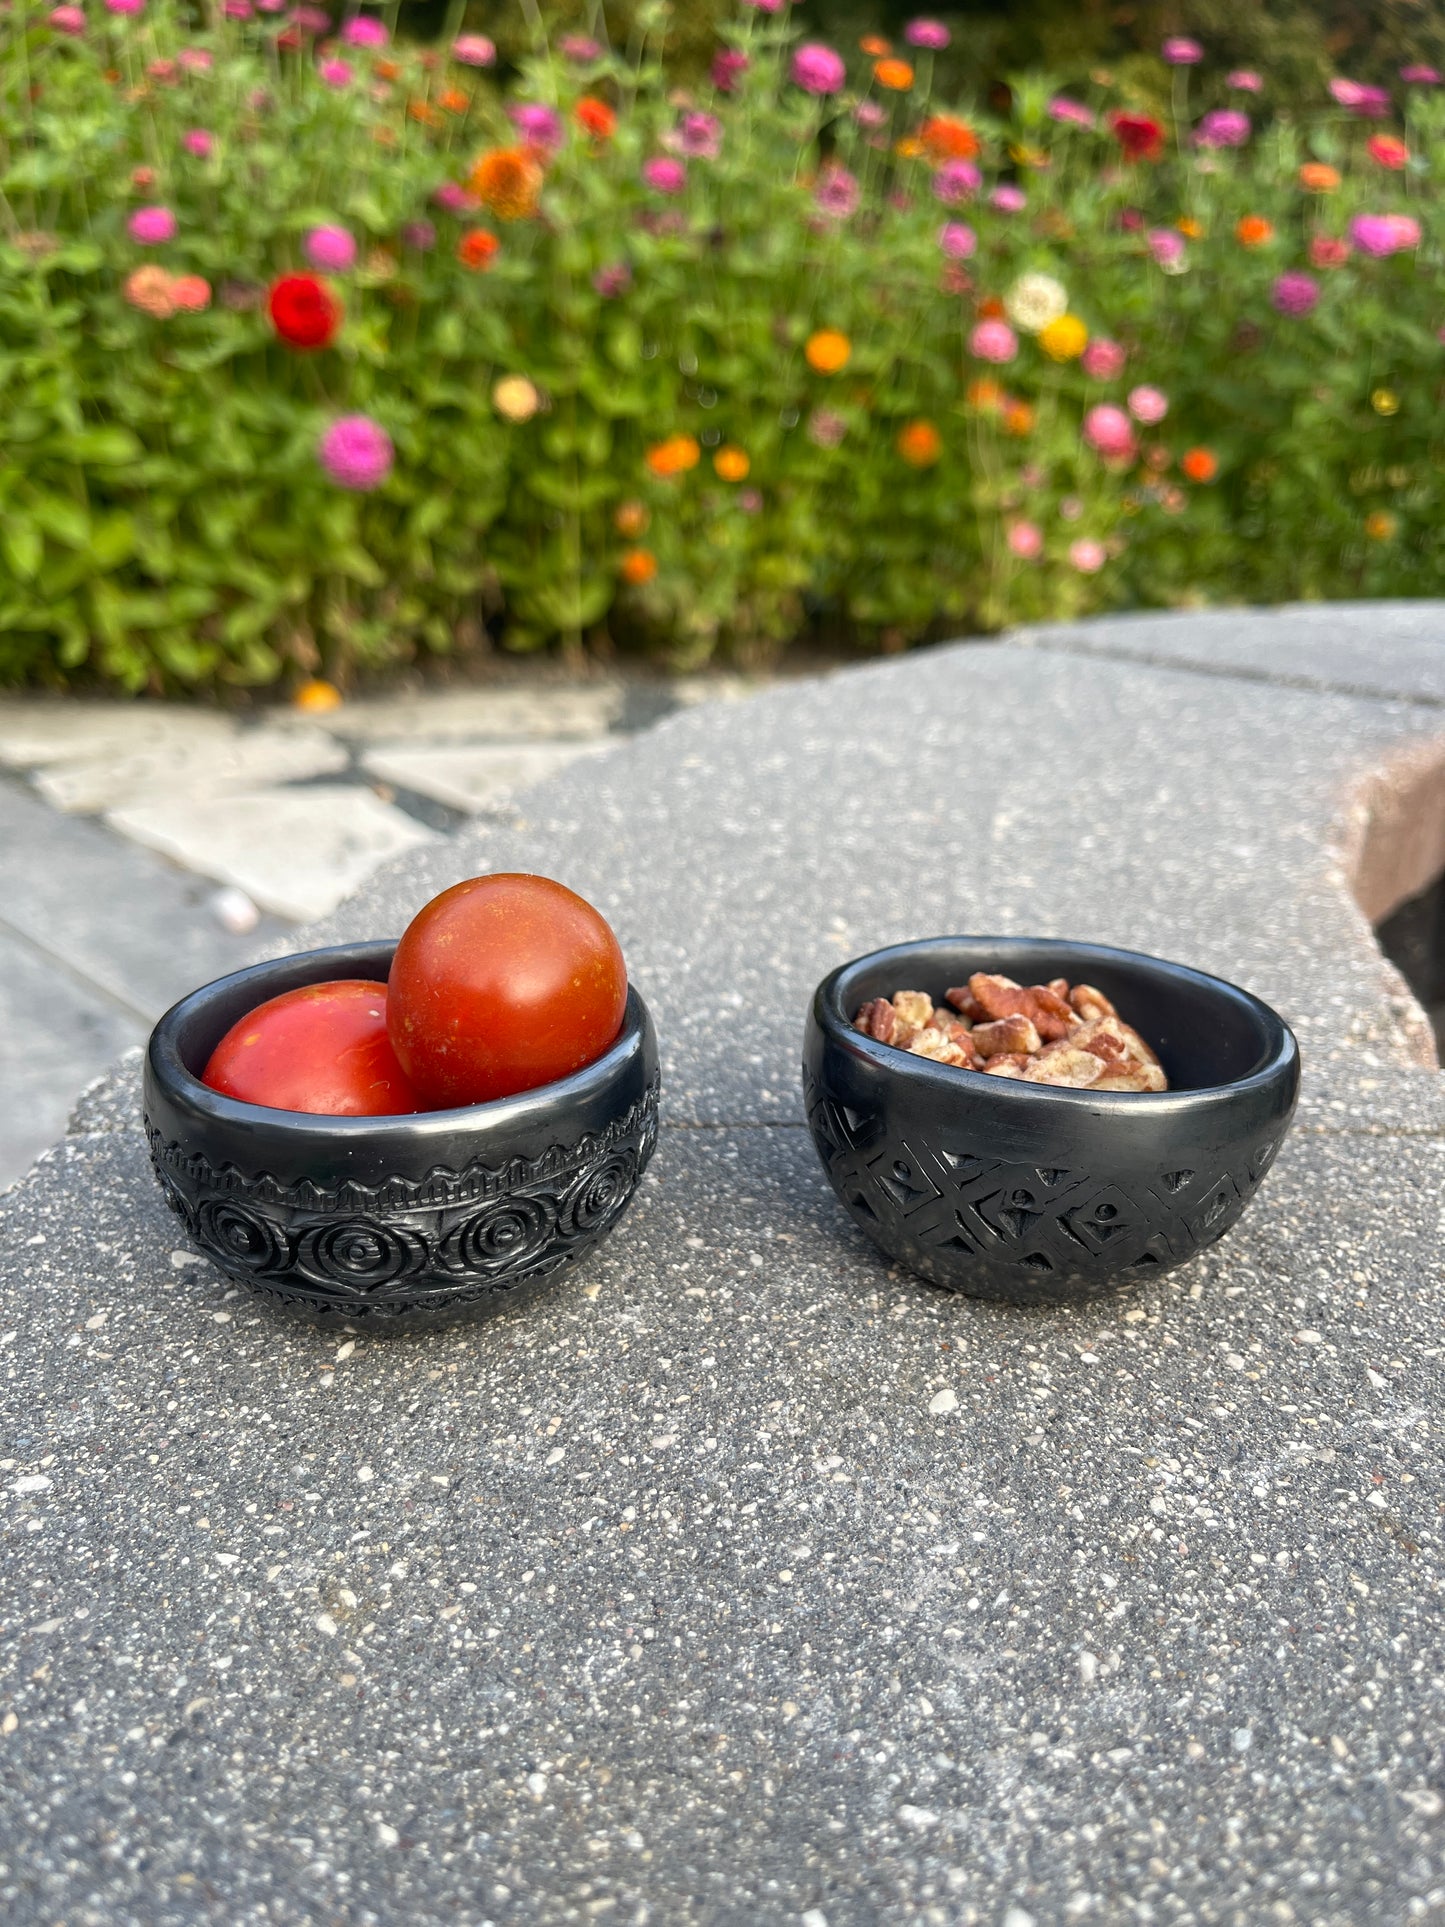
[1109,111,1165,162]
[267,273,341,350]
[575,95,617,139]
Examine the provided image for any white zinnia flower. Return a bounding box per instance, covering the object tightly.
[1004,271,1068,334]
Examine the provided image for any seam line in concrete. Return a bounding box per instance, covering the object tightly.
[1013,635,1445,713]
[0,910,154,1028]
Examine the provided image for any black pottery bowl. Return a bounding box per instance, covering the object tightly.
[803,937,1299,1305]
[144,941,660,1331]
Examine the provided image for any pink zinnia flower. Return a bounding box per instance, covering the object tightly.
[642,156,687,195]
[1195,109,1251,148]
[223,0,253,17]
[128,205,177,244]
[905,19,950,48]
[1162,36,1203,64]
[402,220,436,251]
[183,128,214,158]
[1271,270,1319,316]
[560,34,603,61]
[592,261,631,297]
[1350,211,1420,255]
[451,34,495,67]
[104,0,143,13]
[1048,97,1094,127]
[1227,70,1263,91]
[815,165,859,218]
[1069,538,1106,573]
[678,111,722,158]
[932,159,980,204]
[990,184,1027,213]
[1081,338,1126,380]
[1007,521,1042,559]
[854,100,887,128]
[178,47,211,71]
[305,224,357,271]
[49,5,85,32]
[319,59,353,87]
[744,0,784,11]
[432,182,475,212]
[1128,384,1168,424]
[341,15,388,47]
[807,408,847,448]
[319,415,393,491]
[1329,78,1390,117]
[970,319,1017,363]
[1083,404,1135,457]
[510,103,564,153]
[712,49,748,92]
[791,43,846,94]
[1147,227,1185,267]
[939,221,976,259]
[1401,65,1440,85]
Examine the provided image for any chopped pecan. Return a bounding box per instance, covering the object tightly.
[1020,1046,1107,1088]
[970,972,1076,1042]
[944,984,986,1023]
[972,1014,1043,1058]
[1047,977,1072,1001]
[854,997,897,1043]
[1092,1059,1168,1092]
[929,1010,973,1042]
[891,990,934,1029]
[908,1030,974,1068]
[1069,1016,1128,1063]
[1069,983,1117,1023]
[981,1053,1029,1077]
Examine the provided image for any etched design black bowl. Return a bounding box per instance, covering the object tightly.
[803,937,1299,1306]
[144,941,660,1331]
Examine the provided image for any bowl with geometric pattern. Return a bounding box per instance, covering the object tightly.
[144,940,659,1332]
[803,936,1299,1305]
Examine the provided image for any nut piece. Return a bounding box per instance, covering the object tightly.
[1021,1046,1108,1088]
[1047,978,1072,1001]
[981,1053,1029,1078]
[970,972,1076,1042]
[1092,1059,1168,1092]
[1070,983,1117,1022]
[891,991,934,1029]
[972,1014,1043,1058]
[854,997,897,1044]
[944,985,986,1023]
[908,1030,974,1068]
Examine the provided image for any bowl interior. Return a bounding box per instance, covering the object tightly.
[169,941,393,1083]
[828,937,1285,1094]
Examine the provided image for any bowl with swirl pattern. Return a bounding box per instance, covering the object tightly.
[144,940,660,1331]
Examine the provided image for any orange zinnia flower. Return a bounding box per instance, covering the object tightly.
[375,59,400,81]
[457,227,499,270]
[875,58,914,90]
[805,329,851,374]
[714,446,750,482]
[1002,399,1035,436]
[1235,214,1273,248]
[920,115,980,162]
[614,500,649,537]
[1176,215,1203,239]
[470,147,543,220]
[965,377,1004,411]
[1298,161,1340,192]
[1181,447,1217,483]
[620,548,658,584]
[897,419,942,467]
[439,87,469,114]
[645,435,701,479]
[977,295,1006,319]
[575,95,617,139]
[408,98,443,127]
[1364,510,1397,541]
[860,34,891,56]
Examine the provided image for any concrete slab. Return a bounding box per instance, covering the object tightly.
[107,784,439,923]
[0,700,237,771]
[328,685,626,744]
[33,723,347,814]
[0,1115,1441,1923]
[362,740,612,813]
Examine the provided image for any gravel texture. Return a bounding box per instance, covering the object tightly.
[3,614,1445,1924]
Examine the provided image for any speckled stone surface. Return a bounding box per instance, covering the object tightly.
[4,615,1445,1925]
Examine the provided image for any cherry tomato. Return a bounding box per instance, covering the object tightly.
[387,873,628,1107]
[202,979,419,1116]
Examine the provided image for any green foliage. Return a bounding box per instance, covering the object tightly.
[0,0,1443,690]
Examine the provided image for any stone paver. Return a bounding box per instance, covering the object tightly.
[361,739,613,813]
[107,784,441,924]
[5,613,1445,1923]
[32,721,347,815]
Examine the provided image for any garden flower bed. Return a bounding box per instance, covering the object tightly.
[0,0,1440,690]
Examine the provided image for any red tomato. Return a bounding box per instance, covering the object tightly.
[202,980,419,1116]
[387,873,628,1107]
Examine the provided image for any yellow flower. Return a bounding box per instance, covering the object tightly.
[1038,314,1088,361]
[294,678,342,714]
[493,375,541,423]
[1371,389,1400,417]
[805,329,851,375]
[713,446,750,482]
